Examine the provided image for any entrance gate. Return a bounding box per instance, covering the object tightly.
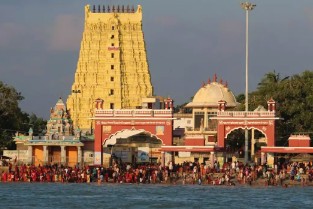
[93,98,174,165]
[214,99,279,149]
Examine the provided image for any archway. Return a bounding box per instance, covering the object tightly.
[225,127,267,162]
[216,114,277,149]
[102,129,163,165]
[93,103,174,165]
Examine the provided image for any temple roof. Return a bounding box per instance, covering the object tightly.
[56,97,66,107]
[185,81,237,108]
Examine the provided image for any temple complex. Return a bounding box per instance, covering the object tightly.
[67,5,153,132]
[5,5,313,169]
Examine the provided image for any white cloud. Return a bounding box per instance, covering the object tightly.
[0,22,24,47]
[153,16,179,27]
[214,20,243,56]
[47,14,83,51]
[304,7,313,29]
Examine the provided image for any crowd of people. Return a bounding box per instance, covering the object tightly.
[1,160,313,186]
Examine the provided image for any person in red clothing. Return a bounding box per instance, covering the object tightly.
[14,172,19,182]
[9,163,12,173]
[2,172,8,182]
[31,170,37,182]
[22,172,28,182]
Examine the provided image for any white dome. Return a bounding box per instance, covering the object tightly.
[185,82,237,108]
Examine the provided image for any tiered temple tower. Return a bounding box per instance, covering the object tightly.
[67,5,154,131]
[46,98,73,139]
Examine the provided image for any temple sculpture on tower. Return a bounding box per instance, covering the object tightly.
[67,5,154,131]
[47,97,73,138]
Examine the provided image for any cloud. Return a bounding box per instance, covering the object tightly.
[47,14,83,51]
[0,22,25,48]
[214,20,243,56]
[153,16,179,28]
[304,7,313,29]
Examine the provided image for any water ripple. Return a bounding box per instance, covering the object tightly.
[1,183,313,209]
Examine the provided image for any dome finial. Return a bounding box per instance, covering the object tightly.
[213,74,217,82]
[219,78,223,85]
[202,81,206,87]
[225,81,228,88]
[208,77,211,84]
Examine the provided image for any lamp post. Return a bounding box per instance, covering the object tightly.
[241,2,256,163]
[72,89,81,129]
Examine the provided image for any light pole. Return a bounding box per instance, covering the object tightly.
[241,2,256,163]
[72,89,81,129]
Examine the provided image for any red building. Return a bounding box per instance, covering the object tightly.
[93,97,174,166]
[92,76,313,167]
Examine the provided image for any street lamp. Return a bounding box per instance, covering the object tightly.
[241,2,256,163]
[72,89,81,129]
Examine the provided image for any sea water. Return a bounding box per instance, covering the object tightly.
[0,183,312,209]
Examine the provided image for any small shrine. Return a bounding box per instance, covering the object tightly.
[46,97,73,139]
[10,98,94,167]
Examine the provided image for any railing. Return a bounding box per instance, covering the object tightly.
[174,113,193,118]
[27,140,83,146]
[95,109,173,117]
[217,111,275,117]
[185,127,217,132]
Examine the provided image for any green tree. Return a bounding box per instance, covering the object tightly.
[0,81,46,152]
[0,81,24,150]
[249,70,313,145]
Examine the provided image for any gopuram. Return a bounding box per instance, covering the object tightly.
[67,5,153,132]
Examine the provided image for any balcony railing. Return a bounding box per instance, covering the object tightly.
[217,111,275,117]
[185,127,217,132]
[95,109,173,117]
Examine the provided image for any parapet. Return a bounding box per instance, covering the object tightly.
[86,5,142,14]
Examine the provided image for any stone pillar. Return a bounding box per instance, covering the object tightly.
[61,146,66,165]
[267,153,274,168]
[27,146,33,165]
[77,146,82,168]
[251,128,255,158]
[204,108,208,130]
[161,152,165,167]
[210,152,215,168]
[164,152,173,167]
[261,152,266,165]
[43,146,48,165]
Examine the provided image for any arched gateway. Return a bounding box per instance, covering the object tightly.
[216,107,276,147]
[213,99,280,160]
[93,98,174,165]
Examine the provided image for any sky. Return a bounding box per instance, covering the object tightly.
[1,0,313,119]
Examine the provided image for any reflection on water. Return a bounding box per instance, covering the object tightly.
[1,183,313,209]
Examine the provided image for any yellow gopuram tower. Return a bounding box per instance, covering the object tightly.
[67,5,154,131]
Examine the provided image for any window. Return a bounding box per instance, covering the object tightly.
[110,77,114,81]
[112,26,115,30]
[111,43,115,46]
[111,53,114,58]
[111,65,114,70]
[110,103,114,109]
[111,35,114,39]
[110,89,114,95]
